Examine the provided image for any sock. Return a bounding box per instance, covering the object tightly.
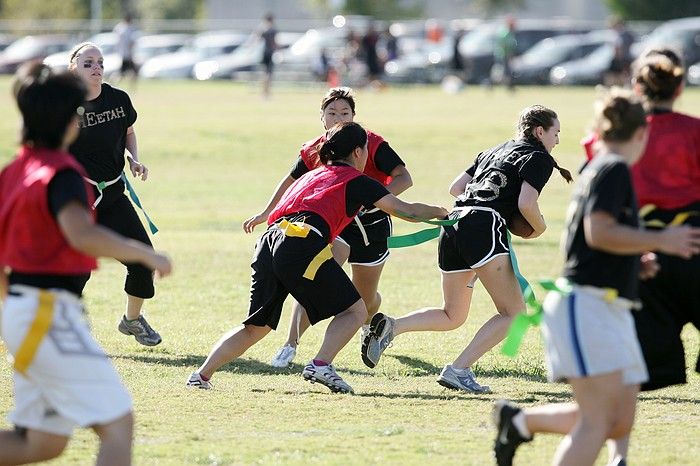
[199,373,210,382]
[451,365,469,375]
[512,411,532,439]
[313,359,329,366]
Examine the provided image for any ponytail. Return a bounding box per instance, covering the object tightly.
[318,122,368,164]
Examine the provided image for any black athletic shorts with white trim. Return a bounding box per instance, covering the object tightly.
[438,207,509,272]
[337,210,392,266]
[244,225,361,330]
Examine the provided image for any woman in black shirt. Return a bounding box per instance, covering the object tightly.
[362,105,572,393]
[493,91,700,466]
[68,42,161,346]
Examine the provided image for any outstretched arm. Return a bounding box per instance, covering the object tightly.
[374,193,448,222]
[449,171,472,198]
[243,174,296,233]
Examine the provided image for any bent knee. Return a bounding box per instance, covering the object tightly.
[26,430,69,462]
[608,416,635,439]
[93,411,134,442]
[442,307,467,329]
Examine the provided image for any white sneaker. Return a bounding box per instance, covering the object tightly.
[186,372,212,390]
[270,344,296,368]
[359,324,370,344]
[302,361,354,394]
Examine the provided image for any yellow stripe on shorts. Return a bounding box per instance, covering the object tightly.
[13,290,54,375]
[303,244,333,280]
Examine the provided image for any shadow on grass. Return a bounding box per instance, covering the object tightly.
[113,353,374,376]
[353,391,497,401]
[387,354,441,375]
[639,394,700,404]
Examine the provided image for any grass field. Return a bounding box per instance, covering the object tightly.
[0,78,698,465]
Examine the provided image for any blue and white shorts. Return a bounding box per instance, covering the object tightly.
[541,284,648,386]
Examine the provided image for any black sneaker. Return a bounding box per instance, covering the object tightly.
[118,315,162,346]
[493,400,531,466]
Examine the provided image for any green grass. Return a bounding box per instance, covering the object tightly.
[0,79,698,465]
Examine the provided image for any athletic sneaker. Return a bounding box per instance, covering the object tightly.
[493,400,532,466]
[437,365,491,393]
[118,315,162,346]
[361,312,395,368]
[186,372,213,390]
[359,324,370,344]
[270,344,297,368]
[302,361,354,394]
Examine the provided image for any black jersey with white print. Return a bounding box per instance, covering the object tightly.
[69,83,137,182]
[455,138,555,221]
[562,153,640,300]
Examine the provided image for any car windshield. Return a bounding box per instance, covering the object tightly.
[520,38,577,66]
[460,26,497,55]
[646,26,697,48]
[3,37,42,60]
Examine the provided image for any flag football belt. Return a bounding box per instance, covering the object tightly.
[84,172,159,234]
[501,277,638,358]
[639,204,699,228]
[7,285,81,375]
[276,219,333,280]
[386,206,499,248]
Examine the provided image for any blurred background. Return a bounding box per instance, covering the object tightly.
[0,0,698,87]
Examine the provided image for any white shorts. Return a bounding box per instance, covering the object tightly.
[541,285,648,386]
[1,285,132,436]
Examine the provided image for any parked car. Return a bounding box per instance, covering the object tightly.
[633,17,700,68]
[509,30,617,85]
[383,34,455,83]
[272,27,349,81]
[688,61,700,86]
[0,35,72,74]
[132,33,191,68]
[0,35,15,53]
[192,32,302,81]
[44,32,120,73]
[550,43,615,85]
[458,21,588,84]
[140,30,247,79]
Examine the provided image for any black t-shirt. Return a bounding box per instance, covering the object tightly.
[456,138,555,221]
[276,164,390,239]
[289,141,405,181]
[69,83,137,182]
[9,168,90,295]
[562,153,640,300]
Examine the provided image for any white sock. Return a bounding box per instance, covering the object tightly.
[512,411,532,439]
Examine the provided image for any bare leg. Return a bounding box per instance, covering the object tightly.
[393,270,476,335]
[0,429,68,465]
[553,372,636,466]
[198,324,271,378]
[607,436,628,465]
[524,403,579,434]
[125,294,144,320]
[452,255,524,369]
[92,412,133,466]
[351,262,384,323]
[283,239,350,347]
[314,298,367,362]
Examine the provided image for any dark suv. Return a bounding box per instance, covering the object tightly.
[458,20,589,84]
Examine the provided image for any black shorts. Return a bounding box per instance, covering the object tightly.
[261,51,274,74]
[244,226,361,330]
[634,205,700,390]
[635,253,700,391]
[438,208,509,272]
[337,210,391,266]
[120,58,139,74]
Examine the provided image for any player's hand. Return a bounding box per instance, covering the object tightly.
[658,226,700,259]
[243,212,267,233]
[435,207,450,219]
[148,252,172,278]
[128,158,148,181]
[639,252,659,280]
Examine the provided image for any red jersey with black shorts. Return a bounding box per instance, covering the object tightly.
[248,163,389,329]
[439,138,555,272]
[291,130,405,266]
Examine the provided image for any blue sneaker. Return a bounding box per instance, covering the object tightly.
[437,365,491,393]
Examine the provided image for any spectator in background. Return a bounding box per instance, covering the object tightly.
[384,26,398,62]
[425,19,444,43]
[605,17,635,87]
[113,12,139,84]
[493,16,517,90]
[451,28,466,81]
[362,22,382,85]
[259,13,277,99]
